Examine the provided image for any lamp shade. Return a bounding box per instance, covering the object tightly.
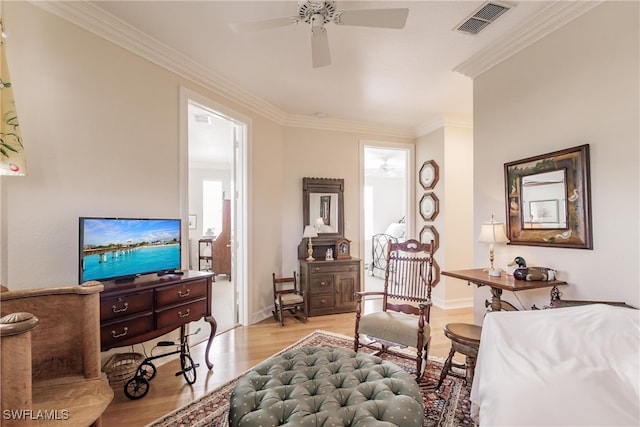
[302,225,318,238]
[478,220,509,244]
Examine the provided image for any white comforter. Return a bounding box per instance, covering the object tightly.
[470,304,640,426]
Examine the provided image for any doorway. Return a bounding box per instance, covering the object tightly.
[179,88,249,342]
[361,142,414,292]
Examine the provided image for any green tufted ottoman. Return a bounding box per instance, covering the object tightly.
[229,346,423,427]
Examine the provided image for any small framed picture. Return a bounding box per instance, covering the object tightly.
[188,214,197,229]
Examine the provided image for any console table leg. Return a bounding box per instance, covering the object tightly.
[204,315,217,370]
[488,288,503,312]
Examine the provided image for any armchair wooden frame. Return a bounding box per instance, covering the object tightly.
[0,282,113,427]
[354,239,435,382]
[272,272,308,326]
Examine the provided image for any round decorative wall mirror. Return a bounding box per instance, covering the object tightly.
[419,225,439,253]
[419,192,439,221]
[419,160,439,190]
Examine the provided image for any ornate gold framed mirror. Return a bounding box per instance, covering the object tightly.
[504,144,592,249]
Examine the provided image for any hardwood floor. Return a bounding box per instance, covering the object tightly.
[102,305,473,426]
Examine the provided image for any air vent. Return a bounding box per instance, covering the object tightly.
[455,2,512,35]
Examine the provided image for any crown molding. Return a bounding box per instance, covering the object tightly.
[284,114,415,138]
[414,114,473,137]
[454,1,604,78]
[31,0,419,138]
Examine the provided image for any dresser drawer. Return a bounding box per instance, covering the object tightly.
[310,293,335,311]
[156,298,207,330]
[101,312,154,348]
[155,279,207,307]
[309,275,334,294]
[309,263,359,275]
[100,290,153,322]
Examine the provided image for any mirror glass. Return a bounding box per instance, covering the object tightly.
[521,170,568,229]
[309,192,339,233]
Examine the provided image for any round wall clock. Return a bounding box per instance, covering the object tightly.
[419,160,439,190]
[419,192,439,221]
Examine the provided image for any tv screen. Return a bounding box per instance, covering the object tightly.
[79,217,181,283]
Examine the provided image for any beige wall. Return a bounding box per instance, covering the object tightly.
[417,124,474,308]
[280,127,413,278]
[473,1,639,321]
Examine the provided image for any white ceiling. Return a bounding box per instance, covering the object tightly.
[36,1,597,165]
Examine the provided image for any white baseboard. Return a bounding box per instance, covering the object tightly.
[432,296,474,309]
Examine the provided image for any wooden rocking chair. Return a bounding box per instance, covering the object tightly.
[354,239,435,381]
[272,272,308,326]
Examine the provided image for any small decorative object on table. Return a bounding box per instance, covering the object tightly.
[325,248,334,260]
[510,256,557,281]
[335,238,351,259]
[506,256,526,275]
[514,266,556,281]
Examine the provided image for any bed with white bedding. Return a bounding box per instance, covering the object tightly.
[470,304,640,426]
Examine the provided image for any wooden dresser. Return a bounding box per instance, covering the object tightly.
[299,258,361,316]
[99,270,216,369]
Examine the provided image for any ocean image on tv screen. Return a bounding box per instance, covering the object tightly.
[81,218,180,282]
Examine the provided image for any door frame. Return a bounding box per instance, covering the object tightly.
[179,86,250,327]
[359,140,415,274]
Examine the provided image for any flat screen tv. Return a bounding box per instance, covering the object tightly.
[79,217,182,283]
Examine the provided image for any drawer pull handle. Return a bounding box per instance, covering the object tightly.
[320,281,327,286]
[178,309,190,318]
[178,289,191,298]
[111,302,129,313]
[111,327,128,338]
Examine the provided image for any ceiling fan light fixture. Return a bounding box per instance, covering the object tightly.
[231,1,410,68]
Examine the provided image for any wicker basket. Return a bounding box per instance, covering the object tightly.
[102,352,144,390]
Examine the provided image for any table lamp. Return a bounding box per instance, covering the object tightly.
[478,215,509,276]
[302,225,318,261]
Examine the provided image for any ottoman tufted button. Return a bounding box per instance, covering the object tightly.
[229,347,423,427]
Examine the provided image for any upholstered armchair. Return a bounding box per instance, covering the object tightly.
[0,282,113,426]
[354,239,435,381]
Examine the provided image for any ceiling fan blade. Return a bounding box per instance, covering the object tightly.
[335,8,409,29]
[230,16,298,33]
[311,26,331,68]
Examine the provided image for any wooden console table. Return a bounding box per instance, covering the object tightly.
[442,268,567,311]
[99,270,216,369]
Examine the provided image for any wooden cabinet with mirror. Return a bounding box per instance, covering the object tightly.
[298,177,361,316]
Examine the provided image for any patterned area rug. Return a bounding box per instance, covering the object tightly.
[147,330,474,427]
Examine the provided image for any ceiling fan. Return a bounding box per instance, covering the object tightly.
[230,1,409,68]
